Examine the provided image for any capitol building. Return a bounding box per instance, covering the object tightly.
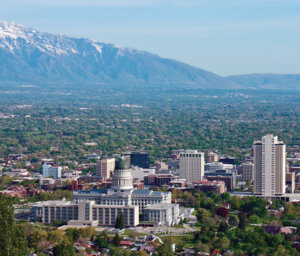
[32,158,180,227]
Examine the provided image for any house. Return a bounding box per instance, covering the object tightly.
[264,225,296,235]
[181,248,195,256]
[197,253,209,256]
[139,245,156,255]
[223,250,234,256]
[210,249,221,256]
[120,240,133,247]
[268,210,281,218]
[280,226,295,234]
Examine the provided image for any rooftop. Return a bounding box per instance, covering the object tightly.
[144,203,176,210]
[33,200,75,207]
[74,189,107,195]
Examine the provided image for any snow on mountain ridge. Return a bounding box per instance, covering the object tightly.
[0,20,79,55]
[0,20,244,90]
[0,20,142,58]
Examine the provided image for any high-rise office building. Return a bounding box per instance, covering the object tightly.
[253,134,286,196]
[96,158,115,179]
[179,150,205,184]
[130,152,150,168]
[241,162,254,182]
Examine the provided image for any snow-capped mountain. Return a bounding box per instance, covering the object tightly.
[0,20,240,88]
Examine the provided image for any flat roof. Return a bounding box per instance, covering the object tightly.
[33,200,75,207]
[144,203,176,210]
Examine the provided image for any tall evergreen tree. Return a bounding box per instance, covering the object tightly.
[0,194,28,256]
[115,215,120,229]
[115,212,125,229]
[119,212,125,229]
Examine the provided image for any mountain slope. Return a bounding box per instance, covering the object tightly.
[0,20,240,89]
[227,74,300,90]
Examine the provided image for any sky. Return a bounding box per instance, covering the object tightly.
[0,0,299,76]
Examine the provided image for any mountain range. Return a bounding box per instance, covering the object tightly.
[0,20,299,91]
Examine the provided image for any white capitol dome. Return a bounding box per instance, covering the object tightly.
[111,168,133,191]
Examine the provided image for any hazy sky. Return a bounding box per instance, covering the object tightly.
[1,0,299,76]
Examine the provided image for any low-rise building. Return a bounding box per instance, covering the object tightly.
[143,203,180,226]
[193,180,226,194]
[42,164,61,179]
[31,200,139,227]
[286,172,295,193]
[169,179,187,188]
[144,174,175,187]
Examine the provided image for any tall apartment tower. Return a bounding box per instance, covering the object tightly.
[179,150,205,184]
[253,134,286,196]
[96,158,115,179]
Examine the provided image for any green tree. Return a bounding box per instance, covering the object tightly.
[53,243,76,256]
[65,228,80,242]
[228,215,239,226]
[212,236,230,251]
[28,230,48,248]
[48,229,64,244]
[131,251,148,256]
[110,248,130,256]
[238,213,247,230]
[218,220,229,232]
[94,236,108,249]
[112,233,122,246]
[0,194,28,256]
[11,225,28,256]
[195,243,210,253]
[196,208,210,222]
[115,212,125,229]
[79,227,97,238]
[119,212,125,229]
[157,242,174,256]
[230,196,241,210]
[220,192,231,202]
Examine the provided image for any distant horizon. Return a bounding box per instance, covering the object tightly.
[0,0,299,76]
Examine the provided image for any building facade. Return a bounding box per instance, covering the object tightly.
[42,164,61,179]
[179,150,205,184]
[241,162,254,182]
[144,174,175,187]
[206,152,219,163]
[143,203,180,226]
[32,200,139,227]
[130,152,150,168]
[193,180,226,194]
[253,134,286,196]
[96,158,115,179]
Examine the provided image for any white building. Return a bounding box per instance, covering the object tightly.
[253,134,286,196]
[179,150,205,184]
[73,168,171,210]
[31,200,139,227]
[143,203,180,226]
[205,162,236,173]
[96,158,115,179]
[130,166,155,180]
[42,164,61,179]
